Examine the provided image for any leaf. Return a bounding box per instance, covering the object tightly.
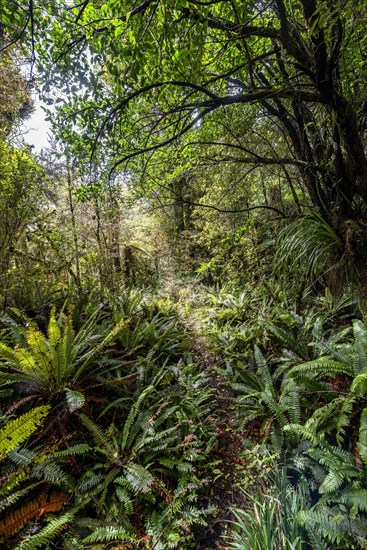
[0,406,50,459]
[65,388,85,412]
[358,407,367,467]
[0,491,68,537]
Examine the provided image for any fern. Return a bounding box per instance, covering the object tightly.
[82,525,137,544]
[291,319,367,398]
[49,443,91,459]
[0,491,69,539]
[119,462,155,494]
[65,388,85,412]
[7,447,37,467]
[0,309,124,398]
[115,486,134,514]
[121,385,155,452]
[290,358,353,379]
[19,508,77,549]
[0,483,41,513]
[320,487,367,512]
[79,413,118,458]
[76,472,104,494]
[0,406,50,459]
[231,348,301,447]
[351,372,367,395]
[358,407,367,467]
[298,507,367,548]
[268,322,309,359]
[32,461,72,488]
[304,397,355,444]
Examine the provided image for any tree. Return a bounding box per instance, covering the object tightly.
[3,0,367,286]
[0,140,49,307]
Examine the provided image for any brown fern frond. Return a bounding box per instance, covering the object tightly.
[5,395,37,415]
[0,491,68,537]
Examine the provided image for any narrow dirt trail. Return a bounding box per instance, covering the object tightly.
[186,321,248,549]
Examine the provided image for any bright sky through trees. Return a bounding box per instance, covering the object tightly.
[22,101,51,151]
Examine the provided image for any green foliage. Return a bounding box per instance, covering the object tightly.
[229,346,301,450]
[226,466,306,550]
[74,360,216,547]
[4,2,367,547]
[0,53,31,134]
[0,293,219,548]
[289,319,367,394]
[0,406,50,459]
[18,509,78,550]
[0,140,47,306]
[0,308,125,398]
[275,213,342,287]
[283,386,367,548]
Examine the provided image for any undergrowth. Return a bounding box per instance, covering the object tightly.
[1,283,366,549]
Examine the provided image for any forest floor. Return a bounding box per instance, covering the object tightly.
[190,332,248,549]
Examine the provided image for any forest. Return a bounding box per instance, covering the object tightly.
[1,0,367,548]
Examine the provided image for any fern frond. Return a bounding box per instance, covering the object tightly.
[73,316,129,383]
[305,397,355,444]
[60,534,84,550]
[50,444,91,459]
[0,468,28,497]
[0,406,50,458]
[76,472,104,494]
[319,468,355,494]
[48,311,64,387]
[65,388,85,412]
[47,311,61,351]
[0,341,20,365]
[0,491,69,539]
[0,483,41,513]
[82,526,136,544]
[134,425,178,454]
[299,506,367,546]
[268,323,308,358]
[253,346,273,390]
[290,358,352,379]
[25,327,50,375]
[117,463,155,494]
[358,407,367,467]
[79,413,117,458]
[8,447,37,466]
[284,423,326,447]
[19,508,76,550]
[282,378,301,424]
[115,487,134,514]
[304,525,329,550]
[120,385,155,453]
[0,313,29,347]
[323,487,367,512]
[351,373,367,396]
[32,461,71,488]
[260,391,287,428]
[298,508,343,544]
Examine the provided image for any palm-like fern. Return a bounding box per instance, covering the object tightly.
[231,346,301,449]
[0,308,126,399]
[0,293,217,549]
[285,405,367,548]
[290,319,367,384]
[77,385,189,502]
[73,358,216,548]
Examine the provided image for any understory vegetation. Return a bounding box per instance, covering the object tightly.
[2,0,367,548]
